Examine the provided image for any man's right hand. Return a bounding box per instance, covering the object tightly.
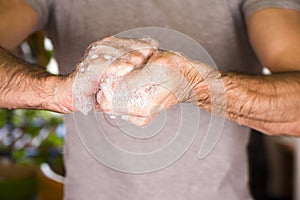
[70,36,159,114]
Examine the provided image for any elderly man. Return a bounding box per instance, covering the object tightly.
[0,0,300,199]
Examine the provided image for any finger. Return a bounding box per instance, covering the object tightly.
[85,37,159,74]
[99,37,158,53]
[104,59,135,77]
[96,89,112,112]
[140,37,159,50]
[94,101,104,112]
[95,89,110,112]
[129,116,152,127]
[121,51,146,68]
[101,36,158,59]
[129,37,159,57]
[118,38,158,68]
[122,51,173,90]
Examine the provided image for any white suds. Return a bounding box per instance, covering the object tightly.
[90,54,99,59]
[128,85,158,109]
[104,55,112,61]
[109,115,116,119]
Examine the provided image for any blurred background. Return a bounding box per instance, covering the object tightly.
[0,32,64,200]
[0,32,299,200]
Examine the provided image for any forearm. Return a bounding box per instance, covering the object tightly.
[196,71,300,136]
[0,45,70,113]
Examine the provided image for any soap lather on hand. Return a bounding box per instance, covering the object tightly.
[72,36,159,115]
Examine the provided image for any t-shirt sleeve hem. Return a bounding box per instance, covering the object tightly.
[243,0,300,19]
[24,0,50,31]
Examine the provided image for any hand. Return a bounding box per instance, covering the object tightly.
[97,50,216,126]
[58,36,159,114]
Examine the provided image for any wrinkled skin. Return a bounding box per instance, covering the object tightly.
[72,36,214,126]
[96,50,214,126]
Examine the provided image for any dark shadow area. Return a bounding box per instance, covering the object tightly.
[248,130,294,200]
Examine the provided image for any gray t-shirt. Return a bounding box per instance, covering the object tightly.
[24,0,300,199]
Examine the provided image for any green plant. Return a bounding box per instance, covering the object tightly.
[0,109,64,171]
[0,32,63,200]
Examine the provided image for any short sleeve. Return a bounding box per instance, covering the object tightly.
[24,0,53,31]
[242,0,300,19]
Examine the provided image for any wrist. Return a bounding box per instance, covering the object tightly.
[20,74,73,113]
[44,75,73,113]
[0,46,72,113]
[191,69,226,114]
